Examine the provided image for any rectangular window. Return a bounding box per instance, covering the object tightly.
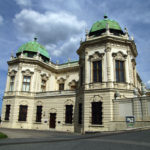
[59,83,64,90]
[65,105,73,124]
[22,76,31,91]
[93,61,102,82]
[36,106,42,122]
[41,80,46,92]
[78,103,82,124]
[92,102,102,125]
[18,105,28,121]
[5,105,11,121]
[9,76,15,91]
[116,60,125,82]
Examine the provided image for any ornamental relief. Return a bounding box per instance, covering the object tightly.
[36,101,43,106]
[57,77,66,83]
[49,108,57,113]
[90,95,103,102]
[68,80,77,86]
[8,69,17,76]
[64,99,74,105]
[22,69,34,76]
[41,73,49,81]
[112,51,127,61]
[19,100,28,105]
[89,51,105,61]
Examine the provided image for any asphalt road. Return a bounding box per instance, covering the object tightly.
[0,129,150,150]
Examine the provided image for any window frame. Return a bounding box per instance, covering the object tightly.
[91,102,103,125]
[5,105,11,121]
[115,60,125,82]
[9,76,15,91]
[22,76,31,92]
[36,106,42,122]
[92,60,102,83]
[18,105,28,121]
[65,105,73,124]
[59,83,64,90]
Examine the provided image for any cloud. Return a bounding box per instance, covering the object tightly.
[13,9,86,59]
[0,15,3,25]
[15,0,31,7]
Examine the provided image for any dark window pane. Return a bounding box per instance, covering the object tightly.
[5,105,11,121]
[36,106,42,122]
[116,60,125,82]
[92,102,102,125]
[120,61,124,70]
[93,61,102,82]
[18,105,28,121]
[59,83,64,90]
[98,61,102,82]
[65,105,73,124]
[116,60,119,69]
[116,69,119,82]
[120,71,125,82]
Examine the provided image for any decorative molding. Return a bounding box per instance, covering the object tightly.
[57,77,66,83]
[8,69,17,76]
[105,43,111,52]
[19,100,28,105]
[64,99,74,105]
[36,101,43,106]
[89,51,105,61]
[22,69,34,76]
[41,73,49,81]
[68,80,77,86]
[49,108,57,113]
[90,95,103,102]
[112,51,127,61]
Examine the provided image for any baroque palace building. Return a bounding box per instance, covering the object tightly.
[1,15,150,133]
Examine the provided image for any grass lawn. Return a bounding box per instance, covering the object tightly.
[0,132,7,139]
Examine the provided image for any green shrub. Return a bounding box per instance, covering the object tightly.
[0,132,8,139]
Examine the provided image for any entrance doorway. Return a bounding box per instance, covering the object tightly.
[49,113,56,128]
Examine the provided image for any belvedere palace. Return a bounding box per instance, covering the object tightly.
[1,15,150,133]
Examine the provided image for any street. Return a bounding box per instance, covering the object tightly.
[0,128,150,150]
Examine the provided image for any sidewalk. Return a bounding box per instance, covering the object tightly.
[0,127,150,146]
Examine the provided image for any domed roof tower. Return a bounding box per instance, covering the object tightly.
[16,38,50,62]
[89,15,124,37]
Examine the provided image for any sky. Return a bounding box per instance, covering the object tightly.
[0,0,150,113]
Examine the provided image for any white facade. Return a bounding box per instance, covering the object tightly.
[1,17,150,133]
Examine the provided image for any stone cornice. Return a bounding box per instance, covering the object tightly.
[7,58,79,73]
[77,35,138,57]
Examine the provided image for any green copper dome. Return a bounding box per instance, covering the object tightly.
[17,39,50,59]
[89,15,123,36]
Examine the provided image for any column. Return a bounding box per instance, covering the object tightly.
[105,43,112,87]
[84,51,89,89]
